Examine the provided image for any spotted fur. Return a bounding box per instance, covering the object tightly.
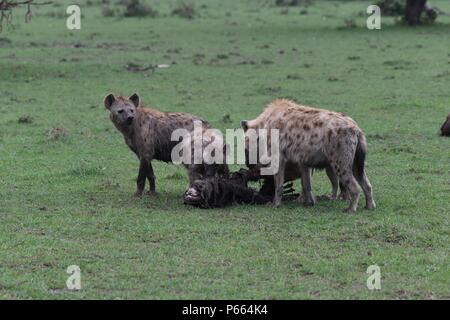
[242,99,376,212]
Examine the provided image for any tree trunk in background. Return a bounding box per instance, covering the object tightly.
[441,113,450,136]
[405,0,427,25]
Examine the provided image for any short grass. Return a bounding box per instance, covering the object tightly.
[0,0,449,299]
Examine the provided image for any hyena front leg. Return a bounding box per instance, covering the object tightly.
[325,166,339,200]
[299,166,316,206]
[273,160,286,207]
[135,158,149,197]
[145,161,158,196]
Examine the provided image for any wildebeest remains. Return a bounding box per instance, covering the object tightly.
[183,169,298,208]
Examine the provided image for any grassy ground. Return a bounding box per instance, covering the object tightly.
[0,0,449,299]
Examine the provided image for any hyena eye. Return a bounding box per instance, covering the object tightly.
[118,110,124,114]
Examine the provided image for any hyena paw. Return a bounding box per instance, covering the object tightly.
[303,196,316,207]
[317,194,336,201]
[303,200,316,207]
[294,195,305,203]
[294,195,315,206]
[365,201,376,210]
[271,200,282,208]
[134,190,144,197]
[146,190,159,197]
[343,207,357,213]
[339,193,351,201]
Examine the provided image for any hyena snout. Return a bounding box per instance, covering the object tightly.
[117,105,136,125]
[114,108,135,125]
[126,115,134,125]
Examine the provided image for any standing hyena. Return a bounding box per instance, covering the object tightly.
[104,93,227,196]
[241,99,376,212]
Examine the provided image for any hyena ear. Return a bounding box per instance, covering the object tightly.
[104,94,115,110]
[129,93,140,108]
[240,120,248,131]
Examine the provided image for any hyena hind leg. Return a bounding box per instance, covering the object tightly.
[338,182,351,200]
[354,169,376,210]
[323,166,339,200]
[335,163,360,213]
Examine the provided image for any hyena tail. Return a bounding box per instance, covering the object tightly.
[353,134,367,181]
[352,133,376,210]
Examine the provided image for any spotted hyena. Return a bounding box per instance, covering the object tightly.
[104,93,228,196]
[241,99,375,212]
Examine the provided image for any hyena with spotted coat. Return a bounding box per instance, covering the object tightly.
[104,93,227,196]
[241,99,375,212]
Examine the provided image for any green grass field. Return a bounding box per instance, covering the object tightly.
[0,0,449,299]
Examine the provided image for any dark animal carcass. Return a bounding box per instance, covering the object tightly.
[183,169,297,208]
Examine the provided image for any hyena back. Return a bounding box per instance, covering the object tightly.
[242,99,375,212]
[104,93,227,196]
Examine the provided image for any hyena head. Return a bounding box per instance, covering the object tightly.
[241,119,280,176]
[104,93,140,127]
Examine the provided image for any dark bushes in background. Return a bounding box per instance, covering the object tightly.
[376,0,438,24]
[275,0,313,6]
[122,0,159,18]
[376,0,404,15]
